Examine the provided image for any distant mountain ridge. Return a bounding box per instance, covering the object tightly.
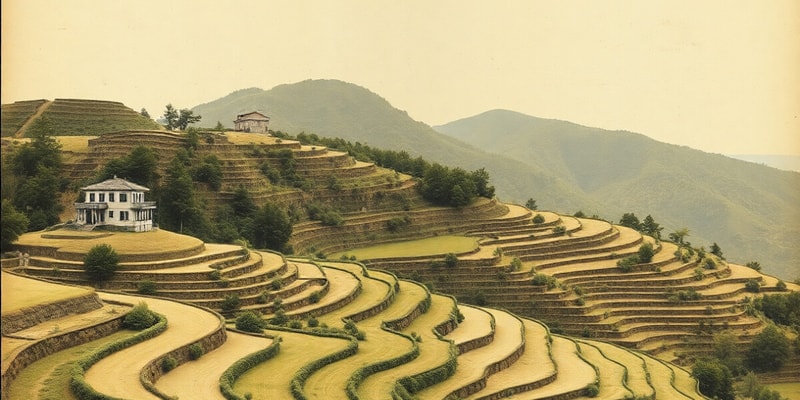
[727,154,800,172]
[192,80,799,279]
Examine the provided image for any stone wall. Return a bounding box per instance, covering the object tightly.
[1,291,103,335]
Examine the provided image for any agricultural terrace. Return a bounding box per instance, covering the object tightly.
[0,271,93,314]
[329,235,480,260]
[14,229,203,258]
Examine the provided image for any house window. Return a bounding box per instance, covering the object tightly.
[89,193,95,202]
[109,193,115,202]
[120,211,129,221]
[99,193,105,202]
[109,211,114,218]
[120,193,128,202]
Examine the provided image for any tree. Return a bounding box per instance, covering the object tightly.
[691,358,735,400]
[214,121,224,130]
[253,202,293,252]
[710,242,724,259]
[140,108,150,118]
[669,228,690,246]
[714,331,744,375]
[746,325,791,372]
[8,129,62,178]
[619,213,641,231]
[640,215,663,240]
[13,166,64,230]
[84,244,120,283]
[746,261,762,272]
[162,104,179,130]
[100,145,159,188]
[177,109,201,130]
[235,311,267,333]
[525,198,538,210]
[1,199,29,251]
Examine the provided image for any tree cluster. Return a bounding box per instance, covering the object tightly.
[162,104,201,130]
[618,212,663,239]
[288,131,495,206]
[3,130,65,232]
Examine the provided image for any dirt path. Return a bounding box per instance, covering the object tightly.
[15,100,51,137]
[155,331,272,399]
[83,292,222,400]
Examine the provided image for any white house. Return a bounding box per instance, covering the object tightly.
[74,176,156,232]
[233,111,270,133]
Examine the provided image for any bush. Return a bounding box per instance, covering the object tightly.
[221,294,241,312]
[189,343,205,360]
[236,311,266,333]
[510,257,523,271]
[309,291,322,304]
[745,279,761,293]
[161,356,178,373]
[84,243,119,282]
[444,253,458,268]
[307,317,319,328]
[776,280,787,291]
[617,255,639,273]
[585,383,600,397]
[532,213,545,224]
[637,242,654,263]
[552,225,566,235]
[123,302,158,330]
[136,280,158,295]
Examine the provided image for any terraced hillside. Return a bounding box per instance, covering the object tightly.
[335,207,798,364]
[54,130,421,216]
[0,99,162,138]
[1,232,710,399]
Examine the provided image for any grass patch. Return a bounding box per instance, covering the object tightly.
[329,235,479,260]
[8,330,136,400]
[14,229,203,256]
[1,272,94,314]
[767,382,800,399]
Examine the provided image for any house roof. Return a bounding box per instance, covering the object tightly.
[234,111,269,121]
[81,176,150,192]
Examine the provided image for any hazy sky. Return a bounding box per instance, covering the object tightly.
[2,1,798,156]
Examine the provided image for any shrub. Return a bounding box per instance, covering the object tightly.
[236,311,266,333]
[552,225,566,235]
[136,280,158,295]
[271,278,283,290]
[289,320,303,329]
[585,383,600,397]
[309,291,322,304]
[510,257,522,271]
[637,242,655,263]
[694,267,705,281]
[270,309,289,326]
[221,294,241,312]
[84,243,119,282]
[307,317,319,328]
[776,280,787,291]
[746,261,762,272]
[745,279,761,293]
[123,302,158,330]
[617,255,639,272]
[188,343,204,360]
[208,269,222,280]
[387,215,411,233]
[444,253,458,268]
[161,356,178,373]
[532,213,545,224]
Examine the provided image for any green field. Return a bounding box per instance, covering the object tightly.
[330,235,479,260]
[768,383,800,399]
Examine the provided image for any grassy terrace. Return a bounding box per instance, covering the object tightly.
[0,271,93,314]
[330,235,480,260]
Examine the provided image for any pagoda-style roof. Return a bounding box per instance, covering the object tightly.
[81,176,150,192]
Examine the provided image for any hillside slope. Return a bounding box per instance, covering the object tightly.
[192,81,798,280]
[191,80,597,213]
[434,110,800,280]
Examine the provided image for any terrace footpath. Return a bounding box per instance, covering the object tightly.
[83,292,222,400]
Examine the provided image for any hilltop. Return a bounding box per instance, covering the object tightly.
[0,98,162,138]
[191,81,799,280]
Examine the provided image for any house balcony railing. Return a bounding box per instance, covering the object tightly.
[74,202,108,210]
[130,201,157,210]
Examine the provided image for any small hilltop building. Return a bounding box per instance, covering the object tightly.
[233,111,270,133]
[74,176,156,232]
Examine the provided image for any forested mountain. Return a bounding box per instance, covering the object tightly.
[192,80,799,279]
[435,109,800,280]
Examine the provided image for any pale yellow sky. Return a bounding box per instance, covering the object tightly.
[2,0,799,155]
